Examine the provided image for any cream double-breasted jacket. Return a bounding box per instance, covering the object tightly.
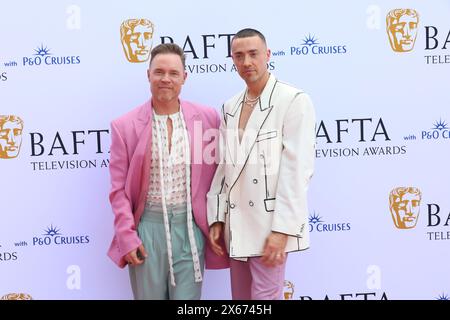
[207,74,316,259]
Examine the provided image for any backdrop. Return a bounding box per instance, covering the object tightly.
[1,0,449,300]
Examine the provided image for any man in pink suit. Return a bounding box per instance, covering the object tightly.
[107,43,228,300]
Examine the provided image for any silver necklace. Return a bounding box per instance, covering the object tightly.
[244,92,260,108]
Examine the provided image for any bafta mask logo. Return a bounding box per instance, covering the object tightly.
[120,19,154,63]
[389,187,422,229]
[386,9,419,52]
[283,280,295,300]
[0,115,24,159]
[1,293,32,300]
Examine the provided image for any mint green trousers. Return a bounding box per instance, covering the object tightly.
[128,203,205,300]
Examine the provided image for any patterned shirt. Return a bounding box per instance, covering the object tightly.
[147,111,187,206]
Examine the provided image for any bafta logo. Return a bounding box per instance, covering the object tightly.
[283,280,295,300]
[386,9,419,52]
[389,187,422,229]
[0,115,23,159]
[120,19,154,63]
[1,293,32,300]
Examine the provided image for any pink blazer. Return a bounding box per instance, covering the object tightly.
[107,99,229,270]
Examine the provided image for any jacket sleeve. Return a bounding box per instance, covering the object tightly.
[109,120,142,265]
[271,92,316,238]
[207,105,228,226]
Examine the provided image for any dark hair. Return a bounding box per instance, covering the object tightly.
[150,43,186,68]
[232,28,267,45]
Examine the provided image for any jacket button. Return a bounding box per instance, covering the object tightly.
[249,201,254,207]
[230,203,235,209]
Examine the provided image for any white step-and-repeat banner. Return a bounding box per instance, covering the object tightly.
[1,0,449,300]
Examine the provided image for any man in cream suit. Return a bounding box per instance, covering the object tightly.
[207,28,316,300]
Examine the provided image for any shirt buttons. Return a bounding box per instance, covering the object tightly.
[253,179,258,184]
[230,203,235,209]
[249,201,254,207]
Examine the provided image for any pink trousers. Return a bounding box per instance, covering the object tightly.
[230,256,287,300]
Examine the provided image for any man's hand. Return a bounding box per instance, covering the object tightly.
[209,222,225,256]
[125,244,148,266]
[261,232,288,267]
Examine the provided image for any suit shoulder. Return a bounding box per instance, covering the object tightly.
[275,80,306,97]
[184,100,216,114]
[183,100,220,127]
[111,102,148,127]
[225,90,245,105]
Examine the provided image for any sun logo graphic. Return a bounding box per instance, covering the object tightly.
[432,119,448,131]
[309,212,323,224]
[44,225,61,237]
[34,44,52,57]
[389,187,422,229]
[386,9,419,52]
[120,19,154,63]
[309,211,351,233]
[302,34,320,46]
[309,212,322,232]
[0,115,23,159]
[283,280,295,300]
[436,293,450,300]
[291,33,347,56]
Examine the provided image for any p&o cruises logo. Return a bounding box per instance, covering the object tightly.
[309,212,351,233]
[22,44,81,67]
[1,43,81,82]
[404,119,450,142]
[289,34,348,57]
[32,225,90,247]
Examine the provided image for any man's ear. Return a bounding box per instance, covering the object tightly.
[147,69,151,81]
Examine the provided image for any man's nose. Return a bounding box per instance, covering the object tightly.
[161,73,171,82]
[243,55,252,66]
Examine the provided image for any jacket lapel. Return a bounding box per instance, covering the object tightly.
[229,74,277,183]
[134,101,153,219]
[225,92,245,167]
[133,100,152,140]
